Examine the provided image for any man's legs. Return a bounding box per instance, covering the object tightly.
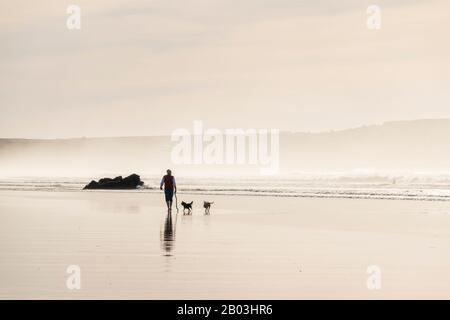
[164,189,173,212]
[164,189,170,211]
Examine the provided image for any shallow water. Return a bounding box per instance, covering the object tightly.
[0,190,450,299]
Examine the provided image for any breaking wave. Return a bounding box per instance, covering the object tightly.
[2,172,450,202]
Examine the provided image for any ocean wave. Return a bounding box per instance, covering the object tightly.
[1,177,450,202]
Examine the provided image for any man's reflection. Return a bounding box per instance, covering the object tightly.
[160,213,176,256]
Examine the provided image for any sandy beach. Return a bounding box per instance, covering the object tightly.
[1,189,449,299]
[2,0,450,304]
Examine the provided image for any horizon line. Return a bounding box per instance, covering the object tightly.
[1,117,449,141]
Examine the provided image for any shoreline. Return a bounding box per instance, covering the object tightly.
[0,188,450,202]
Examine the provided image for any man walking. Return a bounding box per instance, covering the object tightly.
[160,169,177,212]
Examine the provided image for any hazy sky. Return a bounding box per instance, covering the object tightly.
[1,0,449,138]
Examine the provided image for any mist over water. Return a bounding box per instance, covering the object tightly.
[2,119,450,203]
[2,119,450,178]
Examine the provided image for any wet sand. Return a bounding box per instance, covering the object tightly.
[0,190,449,299]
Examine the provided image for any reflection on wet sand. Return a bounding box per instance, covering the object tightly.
[160,213,176,256]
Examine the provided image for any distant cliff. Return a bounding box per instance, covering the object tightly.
[1,119,450,176]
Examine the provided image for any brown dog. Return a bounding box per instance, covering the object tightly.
[203,201,214,214]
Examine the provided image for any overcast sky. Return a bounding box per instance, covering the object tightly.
[1,0,449,138]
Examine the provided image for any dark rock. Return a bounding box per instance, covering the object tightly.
[84,180,99,189]
[98,176,122,184]
[83,174,144,190]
